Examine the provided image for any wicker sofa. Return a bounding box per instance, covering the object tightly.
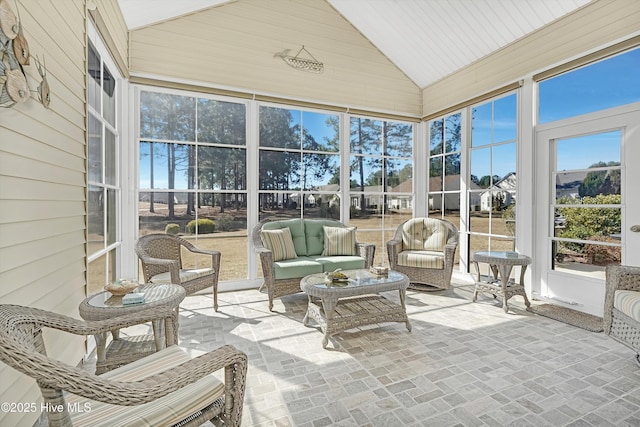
[251,218,375,311]
[387,217,458,291]
[604,265,640,365]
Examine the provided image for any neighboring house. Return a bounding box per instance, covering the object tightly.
[556,171,589,199]
[480,172,516,211]
[388,179,413,210]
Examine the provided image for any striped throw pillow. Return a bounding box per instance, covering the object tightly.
[261,228,298,261]
[322,226,357,256]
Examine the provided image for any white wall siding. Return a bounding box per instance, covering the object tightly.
[422,0,640,117]
[0,0,87,425]
[129,0,421,115]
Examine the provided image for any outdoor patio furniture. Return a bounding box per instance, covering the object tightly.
[136,233,221,311]
[604,264,640,365]
[0,304,247,427]
[251,218,375,311]
[387,217,458,291]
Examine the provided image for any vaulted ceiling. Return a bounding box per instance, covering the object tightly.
[117,0,592,89]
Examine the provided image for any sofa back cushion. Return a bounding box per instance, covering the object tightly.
[262,219,307,255]
[304,220,344,256]
[402,218,448,252]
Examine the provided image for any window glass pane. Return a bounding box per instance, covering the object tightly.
[492,143,516,181]
[444,153,461,182]
[139,191,195,235]
[349,155,381,190]
[350,117,382,155]
[102,64,116,126]
[139,142,191,189]
[556,131,620,171]
[302,153,339,189]
[105,128,116,186]
[259,106,299,149]
[494,94,517,142]
[88,115,102,183]
[387,158,412,189]
[429,157,442,191]
[385,122,413,157]
[88,42,100,112]
[197,99,246,145]
[430,119,443,155]
[87,255,106,295]
[305,193,340,219]
[198,146,246,190]
[88,185,104,255]
[470,148,491,188]
[302,111,339,152]
[259,151,299,190]
[539,48,640,124]
[140,92,196,141]
[107,188,117,245]
[445,113,461,153]
[471,102,492,147]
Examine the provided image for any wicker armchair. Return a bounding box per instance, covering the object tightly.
[604,265,640,365]
[136,234,221,311]
[0,304,247,427]
[387,217,458,291]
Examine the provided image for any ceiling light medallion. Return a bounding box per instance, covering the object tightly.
[275,45,324,74]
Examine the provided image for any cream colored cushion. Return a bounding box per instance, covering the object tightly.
[150,267,213,284]
[402,218,448,251]
[614,290,640,322]
[261,228,298,261]
[68,346,224,427]
[322,226,357,256]
[397,250,445,269]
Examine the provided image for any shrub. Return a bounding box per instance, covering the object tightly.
[186,218,215,234]
[215,213,234,231]
[165,223,180,235]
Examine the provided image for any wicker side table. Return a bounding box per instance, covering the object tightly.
[472,251,532,313]
[79,283,185,374]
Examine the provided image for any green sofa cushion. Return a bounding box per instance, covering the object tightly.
[304,219,344,255]
[263,219,307,256]
[311,255,365,272]
[273,257,323,280]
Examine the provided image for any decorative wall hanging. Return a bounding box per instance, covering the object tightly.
[274,45,324,74]
[0,0,49,108]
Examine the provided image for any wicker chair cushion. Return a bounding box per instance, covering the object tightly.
[150,267,214,284]
[401,218,447,251]
[614,290,640,321]
[397,250,444,269]
[262,219,307,255]
[322,226,357,256]
[304,220,344,255]
[312,255,366,271]
[260,228,298,261]
[68,346,224,427]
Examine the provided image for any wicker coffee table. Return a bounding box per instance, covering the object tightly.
[300,269,411,348]
[472,251,532,313]
[79,283,185,374]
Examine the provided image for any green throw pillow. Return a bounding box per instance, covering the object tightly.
[261,228,298,261]
[322,226,357,256]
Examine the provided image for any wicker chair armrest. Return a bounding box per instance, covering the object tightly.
[355,242,375,268]
[604,265,640,333]
[386,240,401,265]
[186,246,221,258]
[13,344,247,406]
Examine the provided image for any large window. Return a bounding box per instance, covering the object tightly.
[349,117,413,266]
[258,106,340,220]
[87,38,120,295]
[138,90,248,282]
[468,94,518,260]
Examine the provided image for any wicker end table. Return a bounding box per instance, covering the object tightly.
[300,269,411,349]
[79,283,185,374]
[471,251,532,313]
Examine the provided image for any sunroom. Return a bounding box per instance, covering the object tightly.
[2,0,640,426]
